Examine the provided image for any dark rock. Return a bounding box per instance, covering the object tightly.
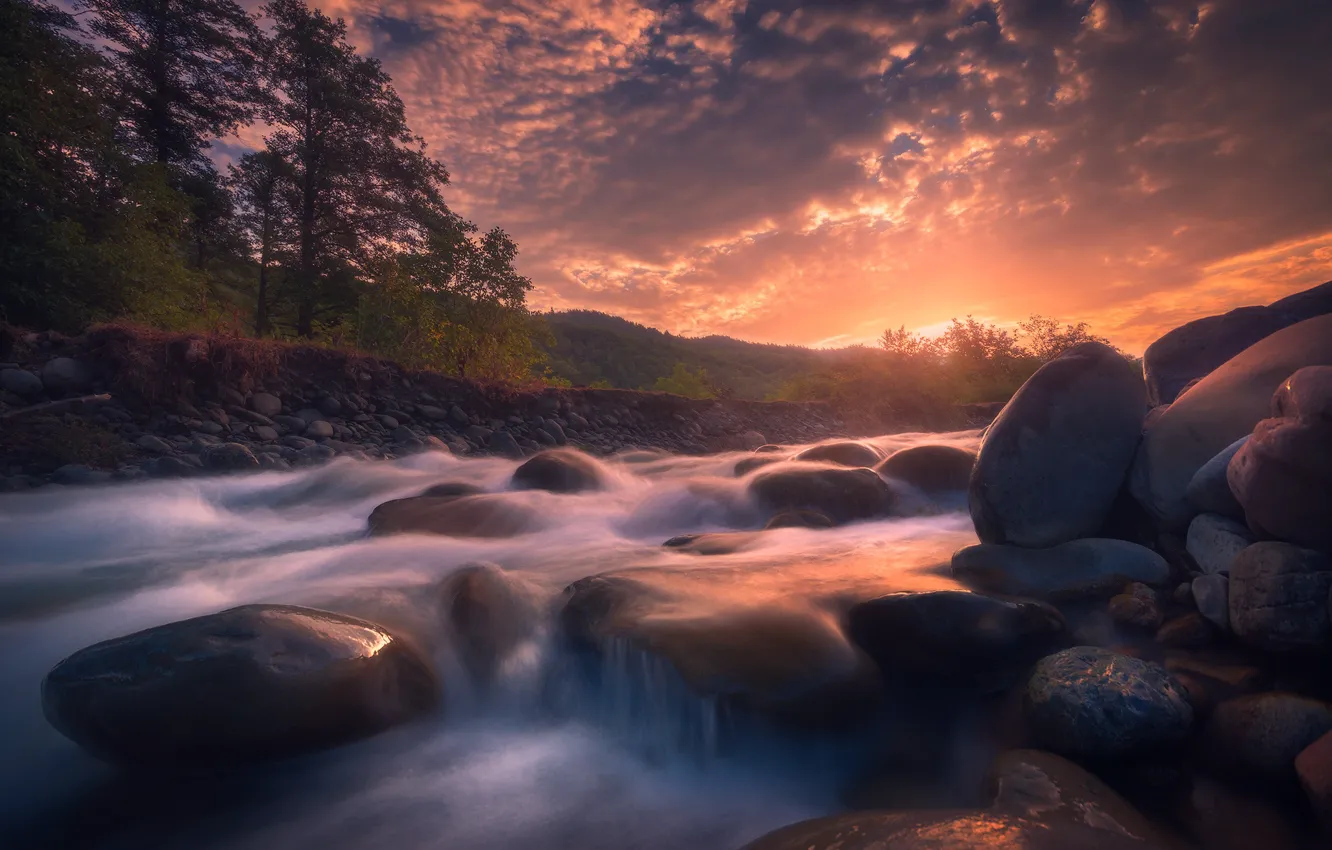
[763,510,834,529]
[135,434,174,454]
[1109,583,1163,631]
[294,445,335,466]
[41,604,438,766]
[368,495,543,538]
[51,464,111,486]
[1176,774,1314,850]
[440,563,540,684]
[661,531,762,555]
[1186,436,1249,520]
[748,466,894,525]
[875,444,976,494]
[202,442,260,472]
[218,386,245,407]
[533,428,557,446]
[792,441,883,468]
[734,455,781,476]
[1228,542,1332,651]
[1296,730,1332,833]
[1204,693,1332,783]
[951,538,1170,600]
[510,449,605,493]
[970,342,1146,547]
[488,430,523,458]
[1274,364,1332,422]
[847,590,1065,692]
[377,414,399,430]
[1192,574,1230,631]
[281,435,315,450]
[419,481,486,499]
[304,420,334,439]
[1228,415,1332,551]
[40,357,93,395]
[249,392,282,418]
[1156,613,1217,648]
[253,425,278,441]
[142,456,199,478]
[1024,646,1193,758]
[1187,513,1253,575]
[448,404,469,425]
[317,396,342,417]
[0,368,43,397]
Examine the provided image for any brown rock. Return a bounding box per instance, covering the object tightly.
[1228,416,1332,551]
[1296,730,1332,834]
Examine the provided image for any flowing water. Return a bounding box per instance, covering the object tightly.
[0,430,982,850]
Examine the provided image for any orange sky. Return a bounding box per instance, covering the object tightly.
[259,0,1332,353]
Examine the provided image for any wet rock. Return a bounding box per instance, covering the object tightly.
[734,455,782,476]
[1186,513,1253,575]
[1204,693,1332,783]
[40,357,92,395]
[1228,542,1332,651]
[1192,574,1230,631]
[1109,583,1163,631]
[418,481,486,499]
[1273,364,1332,421]
[792,441,883,468]
[1156,613,1216,648]
[0,368,42,397]
[1131,313,1332,527]
[41,604,438,766]
[510,449,605,493]
[296,444,336,466]
[1178,774,1316,850]
[662,531,762,556]
[488,430,523,458]
[748,466,895,525]
[951,538,1170,600]
[970,342,1146,548]
[249,392,282,417]
[282,435,314,450]
[135,434,174,454]
[304,420,334,439]
[1024,646,1193,758]
[1228,415,1332,551]
[1186,436,1249,520]
[368,495,543,538]
[1165,656,1269,716]
[847,590,1065,692]
[440,563,541,684]
[1296,730,1332,833]
[875,444,976,494]
[202,442,260,472]
[763,510,834,530]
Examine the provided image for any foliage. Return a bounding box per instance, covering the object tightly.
[650,363,716,399]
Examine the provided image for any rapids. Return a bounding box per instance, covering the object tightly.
[0,430,982,850]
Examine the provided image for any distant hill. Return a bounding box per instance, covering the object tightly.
[539,310,844,399]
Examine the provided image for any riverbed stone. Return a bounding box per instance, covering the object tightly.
[249,392,282,417]
[970,342,1146,548]
[734,454,782,476]
[1186,436,1249,520]
[368,494,543,538]
[201,442,259,472]
[510,449,606,493]
[1025,646,1193,758]
[1228,415,1332,551]
[40,357,92,395]
[489,430,523,458]
[0,368,42,397]
[304,420,334,439]
[41,604,439,766]
[875,444,976,494]
[1187,513,1254,575]
[748,466,895,525]
[951,538,1170,600]
[763,509,834,529]
[135,434,174,454]
[1109,583,1163,631]
[1192,574,1230,631]
[792,441,883,468]
[440,563,541,684]
[1228,542,1332,651]
[1204,693,1332,783]
[662,531,762,556]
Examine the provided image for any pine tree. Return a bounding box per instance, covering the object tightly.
[229,149,291,336]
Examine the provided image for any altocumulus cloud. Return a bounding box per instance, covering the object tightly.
[260,0,1332,351]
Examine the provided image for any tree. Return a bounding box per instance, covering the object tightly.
[879,325,942,360]
[1018,314,1112,361]
[651,363,716,399]
[74,0,263,168]
[229,149,291,335]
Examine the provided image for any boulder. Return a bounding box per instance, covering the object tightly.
[1192,574,1230,631]
[1109,583,1163,631]
[951,538,1170,600]
[734,455,782,477]
[295,407,324,425]
[1273,365,1332,422]
[1024,646,1193,758]
[846,590,1065,692]
[201,442,260,472]
[303,420,333,439]
[417,404,447,421]
[1296,730,1332,833]
[316,395,341,417]
[488,430,523,458]
[367,495,543,538]
[253,425,278,441]
[135,434,174,455]
[440,563,541,684]
[792,441,883,468]
[1186,436,1249,520]
[0,368,42,397]
[737,430,767,451]
[40,357,92,395]
[970,342,1146,547]
[1156,613,1216,648]
[510,449,606,493]
[418,481,486,499]
[1228,416,1332,551]
[249,392,282,417]
[763,510,834,530]
[748,467,895,525]
[1228,542,1332,651]
[1131,314,1332,527]
[875,444,976,494]
[1186,513,1254,575]
[41,604,438,766]
[1204,693,1332,783]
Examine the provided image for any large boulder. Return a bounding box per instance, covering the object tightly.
[440,563,542,684]
[875,444,976,494]
[510,449,606,493]
[368,494,543,538]
[1203,693,1332,783]
[1024,647,1193,758]
[1130,314,1332,527]
[846,591,1065,692]
[1228,404,1332,552]
[41,605,438,766]
[792,441,883,468]
[951,538,1170,600]
[748,466,895,525]
[1228,542,1332,651]
[969,342,1146,547]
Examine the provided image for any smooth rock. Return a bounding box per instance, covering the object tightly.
[417,404,446,421]
[1131,313,1332,527]
[249,392,282,417]
[418,481,486,499]
[1228,415,1332,551]
[296,408,324,425]
[316,396,341,417]
[51,464,111,486]
[763,510,834,530]
[662,532,762,556]
[440,563,541,684]
[1296,730,1332,833]
[1109,584,1163,631]
[142,456,199,478]
[737,430,767,451]
[304,420,334,439]
[1228,542,1332,651]
[952,538,1170,600]
[253,425,278,441]
[1187,513,1254,575]
[368,495,543,538]
[1025,646,1193,758]
[793,441,883,468]
[734,455,782,477]
[1192,574,1230,631]
[1274,365,1332,422]
[41,604,438,765]
[875,444,976,494]
[1204,693,1332,783]
[40,357,92,394]
[488,431,523,458]
[0,368,42,397]
[135,434,174,454]
[510,449,605,493]
[970,342,1146,547]
[748,467,895,525]
[1155,613,1216,648]
[1186,436,1249,520]
[202,442,259,472]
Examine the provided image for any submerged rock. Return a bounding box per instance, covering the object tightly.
[763,509,834,530]
[734,455,782,477]
[951,538,1170,600]
[1228,542,1332,651]
[662,531,763,556]
[792,441,883,468]
[418,481,486,499]
[1025,647,1193,758]
[1204,693,1332,783]
[440,563,542,684]
[41,604,438,766]
[368,494,543,538]
[748,466,894,525]
[510,449,606,493]
[970,342,1146,548]
[875,444,976,494]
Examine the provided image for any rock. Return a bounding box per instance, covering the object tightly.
[440,563,541,684]
[281,434,314,450]
[41,604,438,766]
[1228,415,1332,551]
[748,466,895,525]
[419,481,486,499]
[970,342,1146,547]
[0,368,42,397]
[316,395,341,417]
[1204,693,1332,783]
[217,386,245,407]
[510,449,606,493]
[1109,584,1163,631]
[296,444,336,466]
[875,444,976,494]
[793,441,882,467]
[1186,436,1249,520]
[488,430,523,458]
[367,495,543,538]
[1228,542,1332,651]
[661,531,762,556]
[51,464,111,486]
[532,428,557,446]
[1296,730,1332,833]
[257,454,290,471]
[737,430,767,450]
[1187,513,1253,576]
[1024,646,1193,758]
[449,404,469,425]
[202,442,259,472]
[253,425,278,441]
[413,404,444,422]
[135,434,174,454]
[304,420,334,440]
[1173,581,1194,605]
[249,392,282,417]
[377,414,399,430]
[543,419,567,444]
[1274,364,1332,422]
[294,407,323,425]
[952,538,1170,600]
[1177,774,1314,850]
[464,424,492,443]
[40,357,92,395]
[195,420,223,436]
[1131,314,1332,527]
[1192,574,1230,631]
[734,455,781,476]
[142,456,199,478]
[763,510,834,529]
[1155,613,1216,648]
[846,590,1065,692]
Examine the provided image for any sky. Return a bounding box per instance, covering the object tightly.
[248,0,1332,352]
